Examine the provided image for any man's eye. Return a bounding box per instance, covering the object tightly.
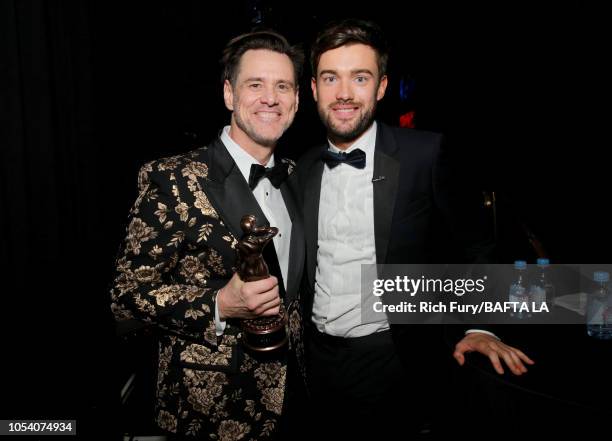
[323,76,336,83]
[355,76,367,83]
[249,83,262,89]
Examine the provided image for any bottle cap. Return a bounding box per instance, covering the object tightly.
[593,271,610,282]
[537,258,550,266]
[514,260,527,270]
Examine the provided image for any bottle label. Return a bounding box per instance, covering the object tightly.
[529,285,546,307]
[587,298,605,325]
[509,284,530,318]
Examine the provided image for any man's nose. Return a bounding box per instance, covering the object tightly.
[336,79,353,101]
[260,85,279,105]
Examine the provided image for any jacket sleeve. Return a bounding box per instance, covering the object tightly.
[110,162,226,346]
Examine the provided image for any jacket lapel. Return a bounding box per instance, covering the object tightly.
[373,123,401,266]
[202,138,269,239]
[280,172,305,303]
[303,147,325,289]
[199,138,299,300]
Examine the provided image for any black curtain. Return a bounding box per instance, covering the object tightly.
[0,0,119,434]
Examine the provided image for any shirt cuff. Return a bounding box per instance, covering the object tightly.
[465,329,500,340]
[215,298,227,336]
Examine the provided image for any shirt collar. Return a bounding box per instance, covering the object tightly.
[220,125,275,183]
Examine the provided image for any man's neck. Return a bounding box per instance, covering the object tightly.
[228,125,274,165]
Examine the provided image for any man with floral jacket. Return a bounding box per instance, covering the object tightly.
[110,29,305,439]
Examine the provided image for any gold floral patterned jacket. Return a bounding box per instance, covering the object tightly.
[110,138,305,439]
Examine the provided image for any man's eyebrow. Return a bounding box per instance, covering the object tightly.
[318,69,375,76]
[244,77,295,86]
[318,70,337,76]
[351,69,374,76]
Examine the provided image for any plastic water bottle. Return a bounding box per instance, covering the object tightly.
[509,260,530,319]
[529,258,555,312]
[586,271,612,339]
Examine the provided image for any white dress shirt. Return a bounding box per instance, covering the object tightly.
[312,122,389,337]
[215,126,292,334]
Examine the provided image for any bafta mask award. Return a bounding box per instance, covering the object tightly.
[236,214,288,352]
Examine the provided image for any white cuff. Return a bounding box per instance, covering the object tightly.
[465,329,500,340]
[215,298,227,336]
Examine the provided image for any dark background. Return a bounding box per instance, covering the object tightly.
[1,0,609,438]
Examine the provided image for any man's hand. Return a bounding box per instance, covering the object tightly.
[453,332,535,375]
[217,273,280,320]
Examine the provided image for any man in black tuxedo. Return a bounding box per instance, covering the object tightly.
[297,18,534,438]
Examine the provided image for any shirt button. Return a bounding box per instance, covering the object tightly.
[265,192,269,196]
[279,233,282,237]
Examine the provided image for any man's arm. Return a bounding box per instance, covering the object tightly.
[430,139,534,375]
[110,163,279,344]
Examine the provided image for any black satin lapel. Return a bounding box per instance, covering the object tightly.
[202,139,287,299]
[373,132,401,265]
[280,175,305,303]
[261,240,286,299]
[207,170,270,239]
[202,139,269,239]
[303,160,324,288]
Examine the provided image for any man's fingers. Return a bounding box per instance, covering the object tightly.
[456,334,534,376]
[454,341,472,355]
[500,350,523,375]
[245,289,279,311]
[250,276,278,292]
[509,350,528,373]
[453,338,477,366]
[242,278,277,296]
[514,348,535,365]
[488,351,504,375]
[220,274,281,319]
[260,305,281,317]
[253,296,281,316]
[241,276,280,316]
[453,351,465,366]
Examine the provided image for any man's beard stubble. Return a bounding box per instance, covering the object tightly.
[319,100,377,146]
[234,112,278,148]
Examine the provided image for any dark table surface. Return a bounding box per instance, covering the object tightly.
[442,321,611,437]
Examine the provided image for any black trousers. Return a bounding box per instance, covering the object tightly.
[306,326,425,440]
[278,346,309,440]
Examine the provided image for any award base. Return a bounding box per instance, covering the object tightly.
[241,308,288,352]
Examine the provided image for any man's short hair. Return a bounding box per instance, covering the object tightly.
[221,29,304,87]
[310,19,389,78]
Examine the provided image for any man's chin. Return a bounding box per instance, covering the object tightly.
[246,125,285,147]
[251,134,280,148]
[328,123,363,143]
[327,114,375,144]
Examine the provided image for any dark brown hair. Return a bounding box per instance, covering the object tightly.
[310,19,389,78]
[220,29,304,87]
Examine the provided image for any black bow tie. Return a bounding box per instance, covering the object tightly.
[248,162,289,190]
[321,148,366,169]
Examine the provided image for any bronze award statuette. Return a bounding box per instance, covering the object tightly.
[236,214,288,352]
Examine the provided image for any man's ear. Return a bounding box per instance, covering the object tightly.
[223,79,234,111]
[311,77,318,102]
[295,86,300,112]
[377,75,388,101]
